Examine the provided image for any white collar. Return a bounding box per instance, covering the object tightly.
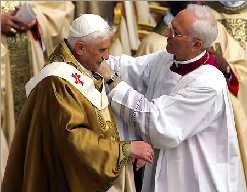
[174,50,207,65]
[25,62,109,110]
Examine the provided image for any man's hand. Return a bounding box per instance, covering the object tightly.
[207,45,230,75]
[135,158,148,171]
[130,141,154,164]
[1,13,28,34]
[97,61,113,81]
[1,12,37,35]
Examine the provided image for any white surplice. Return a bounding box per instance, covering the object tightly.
[107,51,246,192]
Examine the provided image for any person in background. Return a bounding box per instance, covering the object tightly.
[136,1,192,56]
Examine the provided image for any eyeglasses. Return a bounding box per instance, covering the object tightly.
[167,24,185,38]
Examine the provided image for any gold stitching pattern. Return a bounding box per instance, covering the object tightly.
[114,141,130,174]
[1,1,22,13]
[96,110,107,131]
[6,33,31,124]
[220,18,247,49]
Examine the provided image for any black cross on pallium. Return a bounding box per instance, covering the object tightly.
[71,72,83,86]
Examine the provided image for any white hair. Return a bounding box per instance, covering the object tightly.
[187,4,218,48]
[67,14,113,49]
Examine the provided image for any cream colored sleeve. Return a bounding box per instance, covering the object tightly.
[31,2,75,56]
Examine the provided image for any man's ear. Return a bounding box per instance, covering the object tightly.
[192,39,203,51]
[75,40,86,55]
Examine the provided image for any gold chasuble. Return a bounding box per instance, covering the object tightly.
[1,41,130,192]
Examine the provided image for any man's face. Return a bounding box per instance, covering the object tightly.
[76,36,112,72]
[165,10,199,61]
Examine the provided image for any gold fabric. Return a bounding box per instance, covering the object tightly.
[107,161,136,192]
[208,4,247,50]
[220,18,247,49]
[75,1,115,22]
[6,34,32,126]
[0,128,8,183]
[110,2,141,55]
[1,41,130,192]
[1,1,23,13]
[110,16,131,56]
[136,32,167,56]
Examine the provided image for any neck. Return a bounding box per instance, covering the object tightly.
[175,50,206,63]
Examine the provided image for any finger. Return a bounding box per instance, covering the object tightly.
[141,155,151,163]
[8,20,22,30]
[10,20,27,31]
[136,160,145,171]
[146,146,154,159]
[150,149,154,158]
[136,163,143,171]
[144,154,153,164]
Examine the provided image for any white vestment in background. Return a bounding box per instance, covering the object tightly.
[107,51,246,192]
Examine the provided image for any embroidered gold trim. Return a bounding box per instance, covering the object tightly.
[96,110,107,131]
[220,18,247,49]
[95,110,119,141]
[1,2,22,13]
[6,33,31,124]
[96,178,115,192]
[114,141,130,174]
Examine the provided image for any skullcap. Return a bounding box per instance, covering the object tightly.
[69,14,110,38]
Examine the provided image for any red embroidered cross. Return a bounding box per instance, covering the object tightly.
[71,73,83,86]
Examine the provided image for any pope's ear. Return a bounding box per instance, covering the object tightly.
[75,40,86,55]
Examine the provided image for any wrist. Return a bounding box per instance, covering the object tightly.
[105,72,121,89]
[105,72,119,85]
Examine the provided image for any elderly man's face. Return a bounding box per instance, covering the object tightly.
[76,36,112,72]
[165,9,201,60]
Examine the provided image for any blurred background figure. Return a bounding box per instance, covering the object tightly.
[75,1,115,23]
[109,1,159,56]
[136,1,192,56]
[1,1,74,181]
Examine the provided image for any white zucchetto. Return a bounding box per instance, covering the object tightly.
[69,14,110,38]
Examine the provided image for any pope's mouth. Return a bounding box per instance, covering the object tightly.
[97,59,103,65]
